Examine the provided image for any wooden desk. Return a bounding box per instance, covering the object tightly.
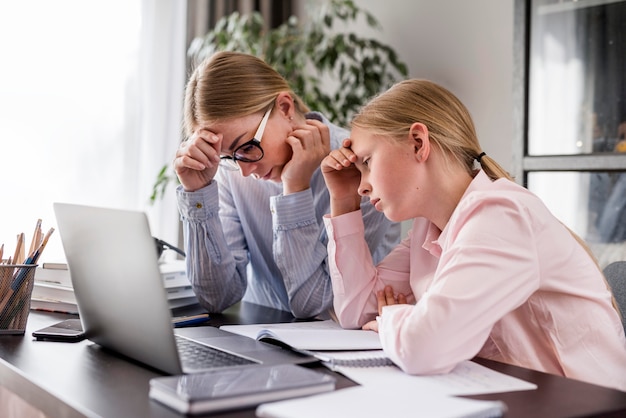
[1,304,626,418]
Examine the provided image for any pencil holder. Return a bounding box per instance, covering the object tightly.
[0,264,37,335]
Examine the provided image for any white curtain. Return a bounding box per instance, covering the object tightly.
[0,0,186,263]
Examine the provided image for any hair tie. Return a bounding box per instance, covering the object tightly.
[476,152,486,163]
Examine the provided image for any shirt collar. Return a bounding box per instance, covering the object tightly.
[420,169,492,257]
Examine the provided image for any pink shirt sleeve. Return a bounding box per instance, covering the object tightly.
[324,211,413,329]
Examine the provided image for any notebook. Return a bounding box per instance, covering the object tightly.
[53,202,312,375]
[220,320,394,369]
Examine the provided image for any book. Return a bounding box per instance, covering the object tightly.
[31,282,77,305]
[167,296,200,310]
[30,298,79,314]
[159,260,199,309]
[256,385,507,418]
[41,262,69,270]
[34,263,72,287]
[159,260,190,289]
[220,320,382,350]
[219,320,392,368]
[149,364,336,415]
[165,285,196,300]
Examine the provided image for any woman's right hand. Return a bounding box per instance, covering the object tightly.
[320,138,363,216]
[173,129,222,192]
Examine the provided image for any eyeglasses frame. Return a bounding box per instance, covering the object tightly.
[219,105,273,170]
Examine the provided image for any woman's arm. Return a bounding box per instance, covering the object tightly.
[177,181,249,312]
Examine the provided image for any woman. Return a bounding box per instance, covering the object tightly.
[173,51,399,318]
[320,79,626,391]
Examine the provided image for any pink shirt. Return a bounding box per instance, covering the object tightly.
[324,170,626,392]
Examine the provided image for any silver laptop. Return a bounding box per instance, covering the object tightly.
[53,202,310,375]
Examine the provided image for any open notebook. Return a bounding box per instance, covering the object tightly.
[220,320,393,369]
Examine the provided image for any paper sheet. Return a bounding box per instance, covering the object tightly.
[334,360,537,396]
[256,385,508,418]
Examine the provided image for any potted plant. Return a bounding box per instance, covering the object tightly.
[151,0,408,203]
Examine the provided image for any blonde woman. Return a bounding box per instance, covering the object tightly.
[321,79,626,391]
[173,52,400,318]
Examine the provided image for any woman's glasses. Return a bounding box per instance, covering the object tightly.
[219,106,273,171]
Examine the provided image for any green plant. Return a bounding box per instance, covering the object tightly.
[150,0,408,203]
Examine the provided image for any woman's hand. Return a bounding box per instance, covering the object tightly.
[281,119,330,195]
[173,129,222,192]
[362,285,407,332]
[320,138,363,216]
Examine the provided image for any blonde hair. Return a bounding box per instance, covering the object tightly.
[183,51,310,137]
[352,79,511,181]
[353,79,620,313]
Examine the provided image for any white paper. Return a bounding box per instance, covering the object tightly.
[334,360,537,396]
[256,385,507,418]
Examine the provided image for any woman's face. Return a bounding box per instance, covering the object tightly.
[349,127,422,222]
[209,108,293,182]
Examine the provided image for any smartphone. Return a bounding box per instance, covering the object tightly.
[32,318,86,342]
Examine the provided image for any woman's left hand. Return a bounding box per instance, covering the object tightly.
[362,285,407,332]
[281,119,330,194]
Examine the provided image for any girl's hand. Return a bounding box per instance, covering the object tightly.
[281,119,330,195]
[361,285,407,333]
[173,129,222,192]
[320,138,363,215]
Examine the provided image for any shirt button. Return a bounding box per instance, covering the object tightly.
[195,202,203,209]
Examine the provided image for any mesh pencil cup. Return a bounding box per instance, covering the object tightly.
[0,264,37,335]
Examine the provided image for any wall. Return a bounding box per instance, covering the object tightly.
[323,0,516,237]
[337,0,515,171]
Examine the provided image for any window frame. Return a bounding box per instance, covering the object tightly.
[512,0,626,187]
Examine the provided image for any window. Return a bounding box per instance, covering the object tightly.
[0,1,186,263]
[513,0,626,267]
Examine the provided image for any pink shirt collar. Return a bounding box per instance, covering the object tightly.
[421,169,491,258]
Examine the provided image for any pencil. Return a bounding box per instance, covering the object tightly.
[12,233,24,265]
[27,219,42,258]
[0,243,4,263]
[0,265,34,326]
[0,265,13,301]
[31,227,54,264]
[0,228,55,324]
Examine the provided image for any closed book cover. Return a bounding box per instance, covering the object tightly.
[149,364,336,415]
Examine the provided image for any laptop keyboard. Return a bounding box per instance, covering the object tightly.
[175,335,257,369]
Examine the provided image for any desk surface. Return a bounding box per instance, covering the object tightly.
[1,304,626,418]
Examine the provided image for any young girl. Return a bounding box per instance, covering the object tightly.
[173,52,399,318]
[320,79,626,391]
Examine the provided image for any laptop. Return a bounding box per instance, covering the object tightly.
[53,202,311,375]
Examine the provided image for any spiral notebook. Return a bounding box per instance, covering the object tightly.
[309,349,393,370]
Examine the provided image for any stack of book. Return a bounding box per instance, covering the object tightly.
[30,260,198,314]
[31,262,78,314]
[160,260,199,309]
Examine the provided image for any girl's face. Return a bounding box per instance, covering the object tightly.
[349,127,422,222]
[210,108,293,182]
